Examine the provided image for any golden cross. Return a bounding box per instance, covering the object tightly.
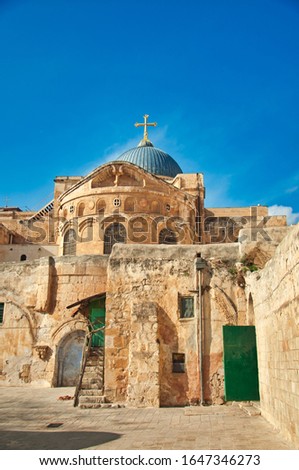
[135,114,157,141]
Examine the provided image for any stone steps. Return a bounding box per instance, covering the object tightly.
[78,346,105,408]
[239,401,261,416]
[80,389,104,396]
[83,370,103,378]
[85,362,103,367]
[81,382,103,388]
[80,395,107,404]
[79,392,107,409]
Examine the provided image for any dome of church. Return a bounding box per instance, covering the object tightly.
[116,140,183,178]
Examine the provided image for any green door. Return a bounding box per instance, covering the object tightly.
[89,297,106,347]
[223,325,260,401]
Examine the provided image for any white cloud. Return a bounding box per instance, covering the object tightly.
[268,205,299,225]
[78,126,182,177]
[102,137,139,163]
[77,136,140,176]
[285,185,299,194]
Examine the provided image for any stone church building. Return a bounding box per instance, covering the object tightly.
[0,116,298,447]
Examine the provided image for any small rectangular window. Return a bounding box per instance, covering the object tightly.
[0,303,4,324]
[172,353,185,373]
[180,296,194,318]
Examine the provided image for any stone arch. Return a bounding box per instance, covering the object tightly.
[63,228,77,255]
[56,330,86,387]
[96,199,106,215]
[159,228,177,245]
[78,218,95,242]
[124,197,135,212]
[247,293,255,325]
[77,202,85,217]
[0,293,36,341]
[104,222,126,255]
[51,318,88,344]
[214,286,238,324]
[20,254,27,261]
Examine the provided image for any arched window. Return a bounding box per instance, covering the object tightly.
[124,197,135,212]
[20,254,27,261]
[104,223,126,255]
[63,229,77,255]
[97,199,106,216]
[77,203,85,217]
[159,228,177,245]
[151,200,160,213]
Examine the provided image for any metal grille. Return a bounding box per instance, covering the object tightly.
[63,229,77,255]
[159,228,177,245]
[104,223,126,255]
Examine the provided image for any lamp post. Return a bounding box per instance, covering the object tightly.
[190,254,206,405]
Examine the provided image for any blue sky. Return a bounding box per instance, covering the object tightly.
[0,0,298,222]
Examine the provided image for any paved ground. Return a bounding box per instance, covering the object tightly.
[0,387,292,450]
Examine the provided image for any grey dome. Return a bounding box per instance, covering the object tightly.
[116,142,182,178]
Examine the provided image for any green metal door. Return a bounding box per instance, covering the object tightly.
[89,297,106,347]
[223,325,260,401]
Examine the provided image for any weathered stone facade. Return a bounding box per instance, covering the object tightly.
[0,255,108,386]
[104,244,243,407]
[246,224,299,448]
[0,130,297,448]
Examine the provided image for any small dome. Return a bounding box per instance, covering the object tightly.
[116,142,182,178]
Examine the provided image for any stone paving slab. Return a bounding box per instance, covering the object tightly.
[0,386,292,450]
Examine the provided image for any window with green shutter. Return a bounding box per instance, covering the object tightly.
[0,303,4,324]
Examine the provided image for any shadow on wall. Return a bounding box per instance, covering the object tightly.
[202,269,225,404]
[48,257,58,313]
[158,305,190,407]
[247,293,255,326]
[0,430,121,450]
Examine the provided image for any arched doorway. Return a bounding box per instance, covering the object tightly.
[104,223,126,254]
[56,330,85,386]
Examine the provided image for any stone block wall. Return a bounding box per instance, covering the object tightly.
[247,224,299,448]
[0,244,58,263]
[239,226,290,268]
[0,255,108,386]
[0,223,10,244]
[105,243,245,407]
[127,302,160,407]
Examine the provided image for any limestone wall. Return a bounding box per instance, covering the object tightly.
[0,214,54,244]
[204,207,287,244]
[239,226,290,268]
[0,244,58,262]
[105,243,245,407]
[247,224,299,448]
[0,255,108,386]
[0,223,10,244]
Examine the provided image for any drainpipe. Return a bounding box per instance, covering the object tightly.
[190,254,206,405]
